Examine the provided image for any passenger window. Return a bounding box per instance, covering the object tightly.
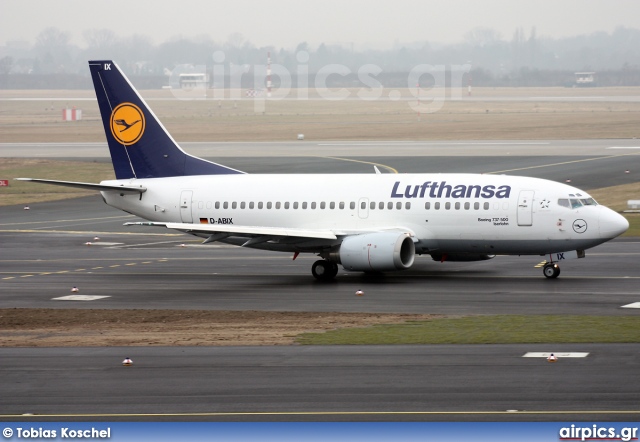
[302,202,308,209]
[206,201,212,209]
[370,202,375,210]
[267,202,272,209]
[425,202,431,210]
[215,202,220,209]
[330,202,335,209]
[396,202,402,210]
[455,202,460,210]
[379,202,384,210]
[387,202,393,210]
[445,202,451,210]
[320,202,326,209]
[258,202,263,209]
[405,202,411,210]
[351,202,356,210]
[311,202,317,209]
[474,202,479,210]
[464,202,470,210]
[275,202,281,209]
[340,202,345,209]
[240,202,245,209]
[293,202,298,209]
[435,202,440,210]
[284,202,290,209]
[249,202,254,209]
[223,202,228,209]
[232,202,237,209]
[483,202,489,210]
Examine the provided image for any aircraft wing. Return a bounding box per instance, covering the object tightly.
[16,178,147,194]
[124,221,338,243]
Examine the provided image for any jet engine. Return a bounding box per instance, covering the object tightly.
[331,232,415,272]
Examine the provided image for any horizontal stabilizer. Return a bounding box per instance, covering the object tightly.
[16,178,147,193]
[124,221,337,240]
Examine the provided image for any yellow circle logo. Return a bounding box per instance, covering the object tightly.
[110,102,145,146]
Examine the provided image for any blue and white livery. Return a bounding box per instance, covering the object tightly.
[19,60,629,280]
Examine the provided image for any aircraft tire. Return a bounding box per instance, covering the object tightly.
[312,260,337,281]
[543,263,560,279]
[328,261,339,278]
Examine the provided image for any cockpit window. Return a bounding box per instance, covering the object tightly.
[558,197,597,209]
[570,199,583,209]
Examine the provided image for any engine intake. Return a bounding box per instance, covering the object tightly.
[332,232,415,272]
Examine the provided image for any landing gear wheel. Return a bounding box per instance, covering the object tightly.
[312,260,338,281]
[328,261,339,279]
[543,263,561,279]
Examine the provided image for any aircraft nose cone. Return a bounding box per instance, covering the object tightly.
[599,208,629,239]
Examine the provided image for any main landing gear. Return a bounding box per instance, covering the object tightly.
[543,263,561,279]
[312,260,339,281]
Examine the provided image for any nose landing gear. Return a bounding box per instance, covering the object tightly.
[543,263,561,279]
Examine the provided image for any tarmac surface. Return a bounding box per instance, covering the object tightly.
[0,196,639,315]
[0,143,639,421]
[2,138,640,158]
[1,345,639,422]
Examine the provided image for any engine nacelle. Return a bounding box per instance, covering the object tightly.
[332,232,415,272]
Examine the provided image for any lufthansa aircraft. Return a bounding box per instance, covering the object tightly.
[19,60,629,280]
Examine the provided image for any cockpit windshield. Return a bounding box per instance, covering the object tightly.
[580,198,597,206]
[557,195,598,209]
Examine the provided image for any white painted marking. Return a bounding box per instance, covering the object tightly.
[52,295,111,301]
[621,302,640,309]
[523,352,589,358]
[90,242,124,246]
[318,142,550,146]
[607,147,640,149]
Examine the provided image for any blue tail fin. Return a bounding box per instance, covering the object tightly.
[89,60,243,179]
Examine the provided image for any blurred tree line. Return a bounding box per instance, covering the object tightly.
[1,25,640,88]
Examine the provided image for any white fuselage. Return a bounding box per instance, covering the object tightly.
[101,173,627,256]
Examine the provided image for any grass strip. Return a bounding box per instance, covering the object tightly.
[295,315,640,345]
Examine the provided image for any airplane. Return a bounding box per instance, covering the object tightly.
[18,60,629,281]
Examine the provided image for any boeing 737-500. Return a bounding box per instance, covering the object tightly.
[18,60,629,280]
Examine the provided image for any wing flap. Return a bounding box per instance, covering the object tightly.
[124,221,338,240]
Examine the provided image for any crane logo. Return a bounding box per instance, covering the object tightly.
[110,102,145,146]
[572,219,587,234]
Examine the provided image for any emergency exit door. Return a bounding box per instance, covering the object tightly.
[358,198,369,219]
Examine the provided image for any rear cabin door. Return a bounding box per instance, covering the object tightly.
[180,190,193,223]
[517,190,534,226]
